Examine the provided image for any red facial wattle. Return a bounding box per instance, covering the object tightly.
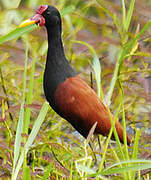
[29,14,45,26]
[29,5,48,26]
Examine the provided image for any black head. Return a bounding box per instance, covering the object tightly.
[40,5,61,28]
[29,5,62,31]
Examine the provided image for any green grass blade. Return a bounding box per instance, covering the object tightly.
[90,160,151,177]
[23,166,31,180]
[23,54,36,134]
[96,0,114,19]
[100,163,151,176]
[104,159,151,170]
[13,102,49,180]
[126,20,151,51]
[71,40,101,98]
[131,129,141,179]
[0,24,36,45]
[98,103,126,172]
[25,102,49,148]
[60,5,75,16]
[101,164,151,176]
[118,80,129,154]
[42,163,54,180]
[92,54,101,98]
[110,146,127,179]
[132,129,140,160]
[104,47,123,105]
[125,0,135,31]
[12,47,28,179]
[121,0,126,26]
[119,80,131,179]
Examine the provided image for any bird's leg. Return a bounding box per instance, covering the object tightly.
[89,139,97,165]
[0,67,13,121]
[51,145,65,168]
[97,135,102,151]
[97,136,106,169]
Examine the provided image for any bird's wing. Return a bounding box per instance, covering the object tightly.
[54,76,126,143]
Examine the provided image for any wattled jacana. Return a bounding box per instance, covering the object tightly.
[20,5,131,145]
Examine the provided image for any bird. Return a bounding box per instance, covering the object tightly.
[19,5,131,145]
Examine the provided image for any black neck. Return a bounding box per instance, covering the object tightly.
[47,26,65,62]
[46,25,76,79]
[43,24,76,110]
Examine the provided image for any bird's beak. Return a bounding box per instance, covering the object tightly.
[19,19,36,28]
[19,14,45,28]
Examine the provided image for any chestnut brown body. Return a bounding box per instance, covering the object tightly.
[55,76,131,145]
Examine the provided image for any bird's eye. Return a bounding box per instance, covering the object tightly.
[46,11,50,15]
